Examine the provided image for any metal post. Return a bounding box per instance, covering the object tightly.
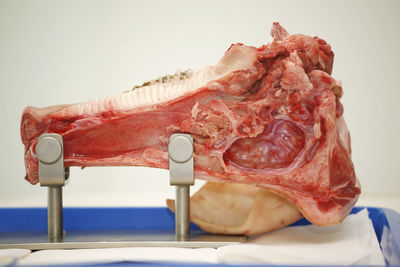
[175,185,190,239]
[36,134,66,240]
[169,134,194,241]
[48,186,63,238]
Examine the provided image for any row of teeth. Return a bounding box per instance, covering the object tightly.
[131,69,193,90]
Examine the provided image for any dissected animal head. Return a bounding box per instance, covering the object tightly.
[21,23,360,234]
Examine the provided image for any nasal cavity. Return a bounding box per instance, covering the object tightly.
[224,120,305,169]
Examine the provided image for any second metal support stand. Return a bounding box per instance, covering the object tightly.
[168,133,194,241]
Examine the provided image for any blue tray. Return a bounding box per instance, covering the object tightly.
[1,206,399,266]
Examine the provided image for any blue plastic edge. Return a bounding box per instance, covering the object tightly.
[0,206,399,266]
[0,207,202,232]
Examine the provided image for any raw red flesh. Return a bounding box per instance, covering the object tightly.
[224,119,305,169]
[21,23,360,226]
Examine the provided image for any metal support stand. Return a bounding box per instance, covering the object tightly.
[36,134,68,240]
[168,133,194,241]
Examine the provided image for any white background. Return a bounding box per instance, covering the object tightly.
[0,0,399,212]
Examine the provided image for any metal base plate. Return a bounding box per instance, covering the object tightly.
[0,230,246,250]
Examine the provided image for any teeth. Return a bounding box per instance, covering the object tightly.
[104,97,111,111]
[165,83,172,100]
[85,102,91,114]
[155,83,165,102]
[131,89,138,106]
[150,84,157,103]
[143,85,150,104]
[92,99,98,113]
[159,84,165,101]
[111,95,117,110]
[125,91,133,107]
[137,87,145,106]
[119,93,128,109]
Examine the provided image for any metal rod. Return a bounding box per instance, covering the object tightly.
[175,185,190,240]
[47,186,63,239]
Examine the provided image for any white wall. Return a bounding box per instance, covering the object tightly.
[0,0,399,211]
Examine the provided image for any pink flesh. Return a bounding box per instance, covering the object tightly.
[21,23,360,226]
[225,119,305,169]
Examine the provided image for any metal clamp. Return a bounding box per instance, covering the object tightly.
[36,133,68,240]
[169,133,194,240]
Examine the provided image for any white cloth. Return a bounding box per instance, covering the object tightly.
[217,209,385,265]
[16,247,218,266]
[0,249,30,266]
[16,209,385,266]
